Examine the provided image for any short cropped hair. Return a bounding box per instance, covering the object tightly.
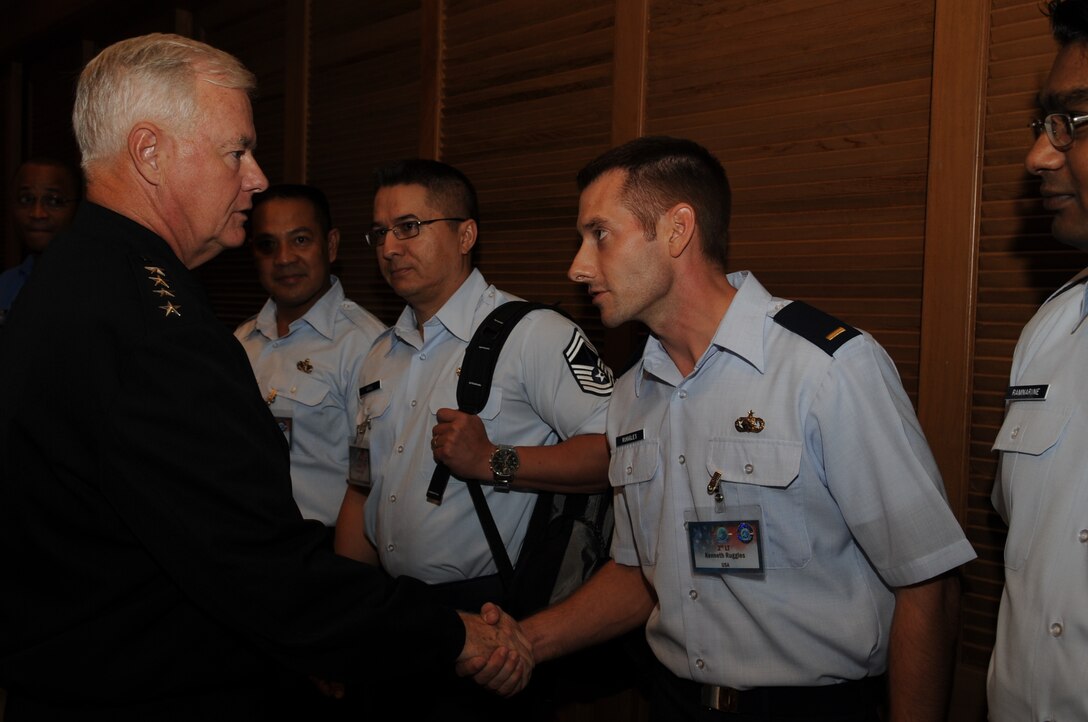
[1047,0,1088,44]
[577,136,732,270]
[251,184,334,235]
[373,158,479,222]
[73,33,255,173]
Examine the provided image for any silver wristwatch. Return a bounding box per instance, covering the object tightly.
[488,444,519,491]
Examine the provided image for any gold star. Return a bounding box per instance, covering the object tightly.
[150,276,170,288]
[144,265,166,276]
[160,302,182,317]
[153,288,175,298]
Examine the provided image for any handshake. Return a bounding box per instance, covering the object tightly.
[455,602,536,697]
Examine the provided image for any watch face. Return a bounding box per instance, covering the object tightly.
[491,446,519,478]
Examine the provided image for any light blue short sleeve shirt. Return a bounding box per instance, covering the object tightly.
[608,271,975,689]
[987,272,1088,722]
[235,277,385,525]
[360,269,611,583]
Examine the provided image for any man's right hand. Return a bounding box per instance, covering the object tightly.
[455,603,533,697]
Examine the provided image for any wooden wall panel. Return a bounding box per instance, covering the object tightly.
[194,0,288,329]
[440,0,616,363]
[307,1,424,326]
[645,0,936,400]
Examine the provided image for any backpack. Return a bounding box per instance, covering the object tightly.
[425,300,613,618]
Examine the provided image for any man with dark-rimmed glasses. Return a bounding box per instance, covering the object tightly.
[335,158,613,721]
[988,1,1088,719]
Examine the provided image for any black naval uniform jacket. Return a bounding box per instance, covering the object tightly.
[0,203,464,720]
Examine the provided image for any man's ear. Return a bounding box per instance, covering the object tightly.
[458,219,478,255]
[327,227,341,264]
[129,124,163,186]
[665,203,696,259]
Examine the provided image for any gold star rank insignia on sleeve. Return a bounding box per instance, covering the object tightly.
[153,288,175,298]
[159,302,182,318]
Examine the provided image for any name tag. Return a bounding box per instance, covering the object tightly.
[1005,384,1048,402]
[616,429,644,447]
[688,519,764,574]
[359,380,381,398]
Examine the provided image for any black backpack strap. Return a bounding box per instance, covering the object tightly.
[425,301,556,504]
[423,300,563,597]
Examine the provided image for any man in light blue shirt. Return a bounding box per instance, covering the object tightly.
[510,136,976,722]
[235,184,385,528]
[988,1,1088,718]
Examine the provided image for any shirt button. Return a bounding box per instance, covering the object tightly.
[678,455,686,465]
[386,543,395,552]
[420,353,427,360]
[689,589,698,600]
[695,659,705,670]
[397,445,404,453]
[411,399,417,407]
[1050,622,1063,637]
[389,494,397,503]
[1079,529,1088,543]
[678,390,687,399]
[1010,426,1020,439]
[626,465,633,475]
[744,463,754,474]
[290,386,297,393]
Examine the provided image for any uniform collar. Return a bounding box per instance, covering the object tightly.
[391,268,490,349]
[253,276,344,342]
[634,270,771,394]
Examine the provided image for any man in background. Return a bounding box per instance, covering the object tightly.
[1,157,81,324]
[988,1,1088,719]
[235,183,385,533]
[0,33,529,721]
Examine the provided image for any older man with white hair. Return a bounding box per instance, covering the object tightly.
[0,33,530,721]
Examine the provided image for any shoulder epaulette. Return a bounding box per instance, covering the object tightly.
[773,300,860,356]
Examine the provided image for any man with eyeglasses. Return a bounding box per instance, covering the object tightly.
[1,157,81,324]
[334,158,612,721]
[988,2,1088,719]
[235,184,385,536]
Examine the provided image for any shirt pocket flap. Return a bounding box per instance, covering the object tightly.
[609,439,660,488]
[277,374,330,408]
[991,404,1068,456]
[709,438,802,489]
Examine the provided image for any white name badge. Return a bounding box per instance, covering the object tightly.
[686,505,764,574]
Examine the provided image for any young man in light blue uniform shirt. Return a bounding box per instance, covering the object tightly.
[511,137,976,722]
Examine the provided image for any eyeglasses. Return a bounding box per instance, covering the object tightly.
[1031,112,1088,151]
[365,217,467,246]
[15,193,74,210]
